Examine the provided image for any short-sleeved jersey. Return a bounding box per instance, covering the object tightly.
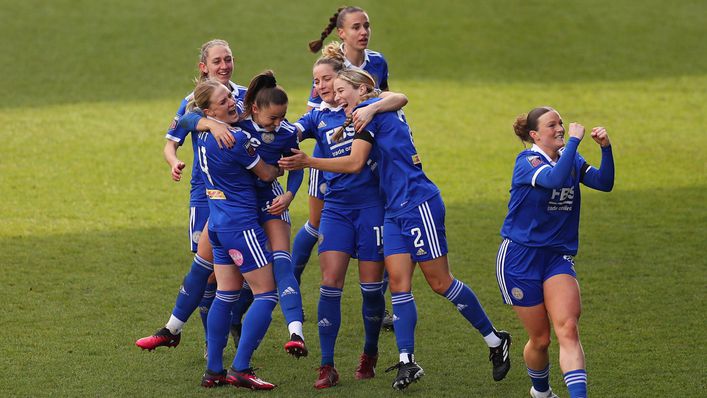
[500,144,589,255]
[165,81,247,206]
[196,127,260,232]
[295,102,383,209]
[356,98,439,217]
[307,47,389,108]
[235,118,299,188]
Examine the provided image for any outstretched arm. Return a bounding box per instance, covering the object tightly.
[279,139,373,174]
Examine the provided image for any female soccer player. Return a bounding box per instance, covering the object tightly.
[279,69,512,391]
[497,107,614,398]
[189,79,280,390]
[136,39,246,353]
[290,48,407,388]
[181,71,308,357]
[292,6,391,301]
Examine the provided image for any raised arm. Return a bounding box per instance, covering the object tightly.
[352,91,408,132]
[581,127,614,192]
[534,123,584,189]
[179,111,235,149]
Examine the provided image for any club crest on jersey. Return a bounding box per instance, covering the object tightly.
[527,156,543,168]
[168,118,178,130]
[244,141,256,156]
[206,189,226,200]
[260,132,275,144]
[512,287,524,300]
[228,249,244,266]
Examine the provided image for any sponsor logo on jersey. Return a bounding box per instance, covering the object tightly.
[527,155,543,168]
[416,248,427,256]
[206,189,226,200]
[228,249,244,266]
[318,120,327,129]
[281,287,298,297]
[411,153,421,165]
[511,287,524,300]
[260,132,275,144]
[244,141,256,156]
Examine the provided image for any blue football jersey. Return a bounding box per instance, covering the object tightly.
[295,102,383,209]
[165,81,247,206]
[196,127,261,232]
[500,144,589,254]
[355,98,439,217]
[307,48,389,108]
[235,118,300,187]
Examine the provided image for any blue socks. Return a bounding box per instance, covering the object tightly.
[273,250,304,324]
[198,282,217,341]
[206,289,240,372]
[232,290,278,371]
[317,286,342,366]
[564,369,587,398]
[292,221,319,284]
[528,364,551,394]
[443,278,494,336]
[391,292,417,355]
[230,283,253,331]
[171,255,213,322]
[360,282,385,355]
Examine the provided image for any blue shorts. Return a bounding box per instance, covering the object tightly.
[383,194,448,262]
[318,204,385,261]
[189,205,210,253]
[307,145,326,200]
[209,227,273,274]
[257,181,291,225]
[495,238,577,307]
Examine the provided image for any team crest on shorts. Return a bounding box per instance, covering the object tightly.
[511,287,524,300]
[319,182,327,195]
[260,132,275,144]
[318,233,324,245]
[228,249,244,266]
[191,231,201,244]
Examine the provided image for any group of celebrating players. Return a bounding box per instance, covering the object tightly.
[135,6,614,398]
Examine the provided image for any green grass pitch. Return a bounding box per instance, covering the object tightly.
[0,0,705,396]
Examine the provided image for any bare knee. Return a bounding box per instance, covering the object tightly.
[554,317,580,343]
[527,334,552,352]
[426,274,453,295]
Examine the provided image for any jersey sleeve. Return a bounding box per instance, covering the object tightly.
[511,153,550,187]
[165,97,190,145]
[579,146,614,192]
[307,81,322,108]
[295,112,317,140]
[379,57,390,91]
[228,133,261,170]
[178,109,204,133]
